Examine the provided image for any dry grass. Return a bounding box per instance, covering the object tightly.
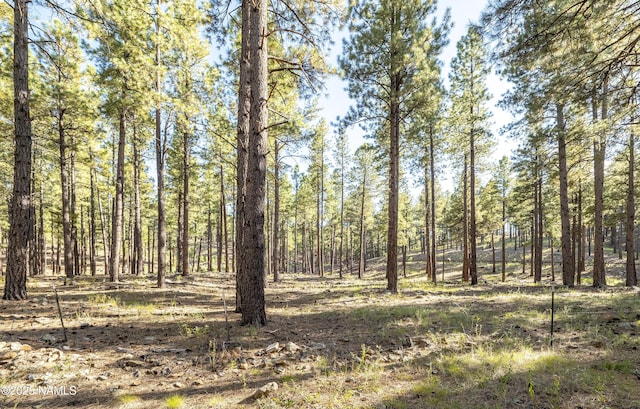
[0,245,639,408]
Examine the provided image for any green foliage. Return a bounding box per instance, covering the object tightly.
[165,394,185,409]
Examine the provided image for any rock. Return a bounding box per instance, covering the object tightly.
[265,342,280,354]
[0,351,18,362]
[122,360,145,368]
[275,367,286,375]
[285,342,301,353]
[309,342,326,350]
[116,347,135,354]
[388,353,401,362]
[44,349,64,362]
[41,334,56,344]
[251,382,278,400]
[172,382,184,388]
[97,372,110,381]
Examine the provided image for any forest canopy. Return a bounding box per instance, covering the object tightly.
[1,0,639,308]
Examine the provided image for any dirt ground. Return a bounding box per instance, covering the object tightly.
[1,250,640,409]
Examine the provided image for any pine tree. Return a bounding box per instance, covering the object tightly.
[341,0,448,292]
[448,25,492,286]
[4,0,32,300]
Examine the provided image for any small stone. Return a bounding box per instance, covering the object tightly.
[116,347,134,354]
[123,360,145,368]
[345,376,355,383]
[265,342,280,354]
[97,372,110,381]
[388,353,401,361]
[0,351,18,362]
[41,334,56,344]
[275,367,285,375]
[285,342,301,353]
[173,382,184,388]
[251,382,278,400]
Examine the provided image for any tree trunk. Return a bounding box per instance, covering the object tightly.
[182,125,190,277]
[387,73,400,293]
[207,206,213,272]
[430,124,437,283]
[339,141,345,278]
[462,154,469,282]
[501,187,506,282]
[238,0,268,326]
[469,119,478,285]
[235,0,252,312]
[177,191,183,274]
[424,160,432,280]
[58,110,75,284]
[534,169,543,283]
[89,155,97,276]
[626,119,637,286]
[577,181,585,275]
[133,130,144,276]
[358,159,367,279]
[593,80,607,288]
[154,0,167,288]
[272,142,280,282]
[557,103,574,287]
[109,107,126,283]
[97,187,109,275]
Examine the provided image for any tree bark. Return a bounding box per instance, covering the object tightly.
[238,0,268,326]
[501,184,506,282]
[58,109,75,284]
[593,80,607,288]
[108,107,126,283]
[89,154,97,276]
[430,125,437,283]
[133,131,144,276]
[387,72,400,293]
[424,158,432,280]
[272,142,280,282]
[557,103,574,287]
[155,0,167,288]
[462,154,469,282]
[235,0,251,312]
[182,121,190,277]
[358,167,367,279]
[626,118,637,286]
[469,116,478,285]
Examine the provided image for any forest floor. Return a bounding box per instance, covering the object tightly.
[1,245,640,409]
